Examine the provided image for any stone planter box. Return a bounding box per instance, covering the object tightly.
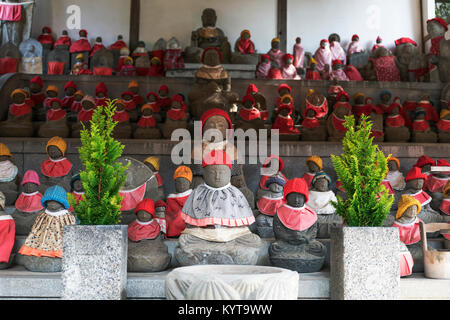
[61,225,128,300]
[330,226,400,300]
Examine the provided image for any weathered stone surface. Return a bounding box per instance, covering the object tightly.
[165,265,299,300]
[61,225,128,300]
[21,255,62,273]
[11,211,40,236]
[127,236,171,273]
[330,226,400,300]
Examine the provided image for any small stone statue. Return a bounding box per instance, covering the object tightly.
[120,90,137,122]
[90,36,105,57]
[307,172,341,239]
[127,199,171,272]
[426,17,448,81]
[327,91,353,142]
[257,156,288,201]
[116,46,131,72]
[110,35,127,51]
[301,156,323,189]
[366,47,401,82]
[393,195,423,277]
[414,155,434,179]
[133,104,162,139]
[440,181,450,216]
[69,173,84,213]
[235,94,265,132]
[269,178,327,273]
[0,192,15,270]
[384,97,411,142]
[174,150,262,266]
[40,137,73,191]
[328,60,349,81]
[61,81,77,110]
[365,97,385,142]
[232,29,258,64]
[54,30,71,49]
[30,76,46,120]
[163,37,185,71]
[111,99,132,139]
[143,157,165,202]
[148,57,164,77]
[305,58,322,80]
[386,157,406,191]
[157,85,172,112]
[70,53,85,75]
[352,93,370,119]
[0,143,20,205]
[293,37,305,70]
[12,170,43,236]
[0,89,34,137]
[411,108,437,143]
[154,200,168,235]
[145,92,162,122]
[329,34,347,65]
[256,174,287,238]
[37,26,54,49]
[19,186,76,272]
[165,166,193,238]
[281,53,301,80]
[43,85,58,108]
[246,84,269,121]
[69,29,92,55]
[301,107,327,141]
[272,104,300,141]
[128,80,145,109]
[301,90,329,134]
[438,109,450,143]
[162,95,188,139]
[70,90,84,113]
[267,38,284,69]
[72,95,95,138]
[348,34,364,56]
[38,98,70,138]
[256,54,271,79]
[313,39,332,74]
[95,82,108,108]
[132,41,148,59]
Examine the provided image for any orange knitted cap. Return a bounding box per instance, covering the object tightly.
[46,136,67,156]
[0,143,12,157]
[174,166,193,183]
[46,85,59,95]
[10,89,27,99]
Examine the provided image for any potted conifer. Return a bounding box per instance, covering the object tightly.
[61,100,130,300]
[329,115,400,300]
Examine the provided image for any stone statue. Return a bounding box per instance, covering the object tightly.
[174,150,262,266]
[69,29,91,69]
[235,94,265,132]
[47,46,70,75]
[411,108,437,143]
[327,91,353,142]
[165,166,193,238]
[19,185,76,272]
[54,30,71,49]
[133,104,162,139]
[307,172,341,239]
[127,199,171,272]
[301,91,328,141]
[232,29,258,64]
[94,82,108,108]
[143,157,165,203]
[272,103,300,141]
[269,178,327,273]
[301,156,323,189]
[29,76,45,120]
[18,38,43,74]
[162,95,189,139]
[426,17,449,82]
[70,53,85,75]
[12,170,43,236]
[38,98,70,138]
[119,90,137,122]
[128,81,145,109]
[384,97,411,142]
[386,157,406,191]
[246,84,269,121]
[0,192,15,270]
[293,37,305,71]
[305,58,322,80]
[267,38,285,69]
[328,59,349,81]
[61,81,77,111]
[0,88,33,137]
[40,137,73,192]
[393,37,428,82]
[111,99,132,139]
[72,95,95,138]
[281,53,301,80]
[364,47,401,82]
[185,8,232,63]
[163,37,185,71]
[110,35,127,69]
[256,54,271,79]
[257,156,288,201]
[313,39,332,74]
[91,48,114,75]
[0,143,19,205]
[329,33,346,65]
[188,47,239,118]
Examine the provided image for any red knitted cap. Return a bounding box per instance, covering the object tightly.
[121,90,134,98]
[200,108,232,134]
[352,34,359,41]
[405,167,428,182]
[30,76,43,87]
[283,53,294,61]
[95,82,108,95]
[202,150,232,170]
[135,199,155,217]
[171,94,184,104]
[427,17,448,31]
[263,155,284,172]
[395,37,417,47]
[284,178,309,203]
[159,85,169,92]
[48,98,62,107]
[278,84,291,94]
[437,159,450,167]
[242,94,255,106]
[414,155,435,168]
[79,29,88,37]
[336,91,350,102]
[146,92,158,100]
[246,84,258,95]
[64,81,77,91]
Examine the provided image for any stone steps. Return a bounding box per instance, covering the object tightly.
[1,265,449,300]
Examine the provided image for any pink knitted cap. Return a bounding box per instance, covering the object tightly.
[22,170,40,186]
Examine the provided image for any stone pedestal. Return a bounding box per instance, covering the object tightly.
[330,226,400,300]
[61,225,128,300]
[166,265,299,300]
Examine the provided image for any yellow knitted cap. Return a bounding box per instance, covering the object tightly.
[46,136,67,156]
[141,104,154,112]
[444,181,450,198]
[440,109,450,119]
[306,156,323,171]
[144,156,160,171]
[272,38,280,43]
[174,166,193,183]
[46,85,59,95]
[353,92,365,101]
[309,58,317,66]
[280,94,293,104]
[76,53,85,61]
[128,80,139,89]
[10,89,27,99]
[396,195,421,220]
[0,143,12,157]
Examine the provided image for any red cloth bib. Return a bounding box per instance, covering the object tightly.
[41,158,72,178]
[47,61,65,75]
[353,105,371,118]
[260,110,269,121]
[332,113,348,133]
[240,108,261,121]
[55,36,71,47]
[128,220,161,242]
[385,114,405,128]
[112,110,130,123]
[95,97,108,108]
[71,101,82,112]
[430,36,444,57]
[157,97,171,110]
[412,120,430,132]
[93,67,113,76]
[0,216,15,263]
[167,109,186,121]
[0,57,18,74]
[237,39,255,55]
[301,173,315,189]
[257,196,286,216]
[137,116,156,128]
[31,93,45,106]
[425,175,449,193]
[393,218,422,245]
[15,192,43,213]
[38,34,54,46]
[344,65,363,81]
[272,116,299,134]
[381,180,395,195]
[10,103,31,117]
[417,102,439,122]
[47,109,66,121]
[78,108,94,122]
[440,199,450,215]
[133,95,145,106]
[306,69,321,80]
[123,99,136,111]
[120,183,147,212]
[90,43,105,57]
[409,190,431,206]
[277,204,317,232]
[148,65,164,77]
[302,117,320,129]
[70,39,92,53]
[306,100,328,119]
[61,96,75,110]
[370,56,401,81]
[166,191,191,238]
[438,119,450,132]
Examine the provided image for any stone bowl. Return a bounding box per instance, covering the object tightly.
[165,265,299,300]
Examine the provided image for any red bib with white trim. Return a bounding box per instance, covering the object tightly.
[425,175,449,193]
[276,204,317,232]
[78,108,94,122]
[166,191,191,238]
[47,109,66,121]
[440,199,450,215]
[15,192,43,213]
[257,196,286,216]
[240,108,261,121]
[393,218,422,245]
[137,116,156,128]
[128,220,161,242]
[10,103,31,117]
[41,158,72,178]
[385,115,405,128]
[437,119,450,132]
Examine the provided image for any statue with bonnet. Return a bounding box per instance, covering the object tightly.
[0,143,19,206]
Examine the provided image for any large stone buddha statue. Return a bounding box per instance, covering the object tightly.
[185,8,232,63]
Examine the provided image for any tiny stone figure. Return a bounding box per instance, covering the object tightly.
[393,195,423,277]
[378,90,392,114]
[61,81,77,110]
[70,90,84,113]
[95,82,108,108]
[121,90,138,122]
[385,97,411,142]
[127,199,171,273]
[440,181,450,216]
[343,64,364,81]
[38,98,70,138]
[148,57,164,77]
[313,39,332,74]
[274,83,292,110]
[305,58,322,80]
[269,178,327,273]
[69,173,84,213]
[256,174,286,238]
[416,93,439,123]
[267,38,285,69]
[230,174,255,210]
[365,97,385,142]
[174,150,262,266]
[12,170,44,235]
[302,156,323,189]
[154,200,168,235]
[70,53,85,75]
[372,36,385,53]
[43,85,58,108]
[386,157,406,191]
[72,95,96,138]
[30,76,46,120]
[426,17,448,81]
[162,95,188,139]
[0,144,20,206]
[128,80,145,109]
[157,85,172,112]
[257,156,288,201]
[18,186,76,272]
[328,59,349,81]
[246,84,269,121]
[37,26,54,48]
[165,166,193,238]
[54,30,71,49]
[145,92,162,122]
[411,108,437,143]
[327,91,353,142]
[90,37,105,57]
[329,34,347,65]
[116,46,131,72]
[40,137,73,191]
[120,56,136,77]
[272,104,300,140]
[438,109,450,143]
[348,34,364,56]
[111,99,132,139]
[70,29,92,54]
[352,93,371,119]
[307,172,341,239]
[281,53,301,80]
[301,107,328,141]
[327,83,344,110]
[235,29,255,55]
[293,37,305,70]
[236,94,265,132]
[0,89,34,137]
[0,192,15,270]
[143,157,165,202]
[256,54,271,79]
[134,104,162,139]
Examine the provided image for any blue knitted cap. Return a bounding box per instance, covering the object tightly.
[41,185,70,210]
[265,175,286,188]
[70,173,81,190]
[312,171,332,188]
[379,90,392,99]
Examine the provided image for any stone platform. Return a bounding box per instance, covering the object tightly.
[165,63,256,79]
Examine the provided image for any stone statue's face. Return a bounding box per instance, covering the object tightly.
[306,109,316,118]
[268,182,284,194]
[51,101,61,110]
[125,60,133,66]
[354,95,365,105]
[296,37,301,44]
[159,90,168,97]
[427,21,446,38]
[332,63,343,71]
[66,87,76,96]
[137,210,152,223]
[271,41,280,50]
[23,182,39,194]
[377,47,389,57]
[202,9,217,27]
[62,30,68,36]
[381,94,391,103]
[262,57,269,64]
[73,179,83,192]
[203,50,221,66]
[242,33,250,40]
[391,106,400,116]
[313,177,329,192]
[203,115,229,141]
[171,101,181,110]
[82,100,94,110]
[335,105,350,118]
[310,63,316,70]
[97,92,105,98]
[142,108,152,116]
[116,103,125,111]
[46,200,64,212]
[30,83,41,93]
[96,37,102,43]
[407,178,424,190]
[47,90,57,98]
[402,205,418,221]
[285,58,293,65]
[12,93,25,104]
[397,45,413,64]
[387,160,398,172]
[279,108,290,117]
[74,94,83,102]
[155,207,165,218]
[80,30,87,38]
[148,95,156,102]
[123,94,132,101]
[203,165,231,188]
[175,177,191,194]
[47,146,63,159]
[129,87,138,95]
[286,192,306,208]
[321,41,328,48]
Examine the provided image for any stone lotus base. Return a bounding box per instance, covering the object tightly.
[22,255,62,273]
[165,265,299,300]
[127,236,171,273]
